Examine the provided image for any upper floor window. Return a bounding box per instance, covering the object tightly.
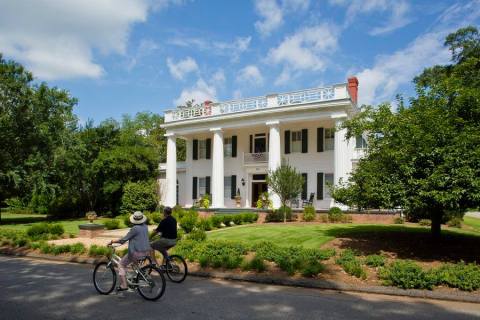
[224,137,232,157]
[199,140,207,159]
[325,128,335,150]
[356,135,367,149]
[291,131,302,153]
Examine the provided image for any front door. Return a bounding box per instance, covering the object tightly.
[252,182,268,207]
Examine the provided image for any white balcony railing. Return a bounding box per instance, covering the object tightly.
[164,83,349,123]
[243,152,268,165]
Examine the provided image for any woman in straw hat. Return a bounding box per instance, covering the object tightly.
[110,211,151,292]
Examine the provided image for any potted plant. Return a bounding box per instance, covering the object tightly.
[235,188,241,207]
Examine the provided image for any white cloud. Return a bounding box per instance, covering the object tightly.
[268,24,338,73]
[127,39,160,71]
[237,65,264,86]
[211,69,226,86]
[173,78,217,106]
[356,1,480,105]
[274,67,291,86]
[254,0,310,36]
[166,57,199,80]
[168,36,251,62]
[0,0,160,79]
[330,0,411,35]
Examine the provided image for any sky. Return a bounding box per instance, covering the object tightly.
[1,0,479,124]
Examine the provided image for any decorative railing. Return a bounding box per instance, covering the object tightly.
[243,152,268,164]
[164,83,347,123]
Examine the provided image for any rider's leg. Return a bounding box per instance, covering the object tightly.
[117,254,131,289]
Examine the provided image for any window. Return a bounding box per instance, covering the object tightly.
[224,137,232,157]
[224,176,231,198]
[356,135,367,149]
[199,140,207,159]
[324,173,334,199]
[291,131,302,153]
[325,128,335,150]
[199,177,206,197]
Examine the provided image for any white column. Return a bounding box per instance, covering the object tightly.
[210,128,224,208]
[185,138,193,207]
[333,118,349,209]
[267,120,281,209]
[165,133,177,207]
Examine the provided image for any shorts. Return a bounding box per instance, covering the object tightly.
[151,238,177,251]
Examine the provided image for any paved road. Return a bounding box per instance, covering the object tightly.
[1,256,479,320]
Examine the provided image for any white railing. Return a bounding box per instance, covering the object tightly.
[164,83,348,123]
[243,152,268,165]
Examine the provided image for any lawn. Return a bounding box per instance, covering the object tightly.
[464,216,480,232]
[0,212,117,235]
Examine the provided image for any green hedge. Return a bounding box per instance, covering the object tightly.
[26,223,64,240]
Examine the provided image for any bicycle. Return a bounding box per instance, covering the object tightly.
[146,244,188,283]
[92,244,166,301]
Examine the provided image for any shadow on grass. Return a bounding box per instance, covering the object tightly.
[0,216,48,225]
[324,225,480,263]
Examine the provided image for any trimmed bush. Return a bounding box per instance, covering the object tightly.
[186,229,207,242]
[301,259,325,277]
[103,219,121,230]
[446,217,462,228]
[328,207,344,223]
[88,245,111,257]
[197,218,213,231]
[393,217,405,224]
[418,219,432,227]
[379,260,438,290]
[365,254,386,267]
[210,215,223,228]
[51,244,71,255]
[179,209,199,233]
[303,205,316,222]
[266,206,292,222]
[70,243,86,255]
[149,212,162,224]
[232,214,243,225]
[120,181,158,216]
[242,255,267,272]
[26,223,64,239]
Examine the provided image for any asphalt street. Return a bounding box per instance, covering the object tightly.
[0,255,479,320]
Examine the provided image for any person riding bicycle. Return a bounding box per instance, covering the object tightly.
[109,211,150,292]
[150,206,177,265]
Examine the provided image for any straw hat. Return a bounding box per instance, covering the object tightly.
[129,211,147,225]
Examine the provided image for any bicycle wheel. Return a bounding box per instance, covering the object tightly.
[93,262,116,294]
[164,255,188,283]
[136,265,166,301]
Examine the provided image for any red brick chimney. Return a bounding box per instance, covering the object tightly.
[347,76,359,105]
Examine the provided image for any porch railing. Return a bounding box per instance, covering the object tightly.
[243,152,268,165]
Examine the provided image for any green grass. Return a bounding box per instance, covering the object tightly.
[464,216,480,232]
[207,223,480,249]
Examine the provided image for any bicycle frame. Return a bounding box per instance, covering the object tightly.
[107,244,152,287]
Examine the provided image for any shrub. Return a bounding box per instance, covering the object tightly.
[418,219,432,227]
[256,192,272,209]
[120,181,158,216]
[149,211,162,224]
[179,209,199,233]
[232,214,243,225]
[39,242,54,254]
[436,262,480,291]
[70,243,86,255]
[335,249,367,279]
[122,214,133,228]
[301,260,325,277]
[446,217,462,228]
[365,254,386,267]
[51,244,71,255]
[393,217,405,224]
[88,245,111,257]
[328,207,344,223]
[103,219,121,230]
[242,255,267,272]
[14,237,30,248]
[199,194,211,209]
[266,206,292,222]
[303,205,316,222]
[186,229,207,242]
[26,222,64,239]
[379,260,438,290]
[320,214,328,223]
[197,218,212,231]
[210,215,223,228]
[241,213,259,223]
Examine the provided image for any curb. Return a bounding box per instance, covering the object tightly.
[1,249,479,304]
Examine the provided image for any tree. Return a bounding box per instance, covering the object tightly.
[266,161,304,223]
[332,26,480,238]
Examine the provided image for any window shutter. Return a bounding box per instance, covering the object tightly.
[192,177,197,199]
[249,135,253,153]
[206,138,211,159]
[284,130,291,154]
[206,176,211,195]
[193,139,198,160]
[231,175,237,199]
[317,172,324,200]
[317,128,324,152]
[302,128,308,153]
[232,135,237,158]
[302,173,308,200]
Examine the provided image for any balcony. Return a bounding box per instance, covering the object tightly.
[243,152,268,165]
[164,83,350,123]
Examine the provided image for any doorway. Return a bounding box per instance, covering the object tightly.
[252,182,268,207]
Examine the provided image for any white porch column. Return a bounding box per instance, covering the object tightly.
[267,120,281,209]
[185,138,193,207]
[210,128,224,208]
[165,133,177,207]
[333,117,349,185]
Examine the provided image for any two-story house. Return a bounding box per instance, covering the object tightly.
[159,77,363,210]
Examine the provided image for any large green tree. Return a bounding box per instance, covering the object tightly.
[332,27,480,237]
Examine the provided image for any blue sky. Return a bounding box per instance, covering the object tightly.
[1,0,479,124]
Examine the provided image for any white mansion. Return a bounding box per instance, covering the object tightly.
[159,77,364,210]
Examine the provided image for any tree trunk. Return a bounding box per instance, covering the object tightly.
[431,212,442,239]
